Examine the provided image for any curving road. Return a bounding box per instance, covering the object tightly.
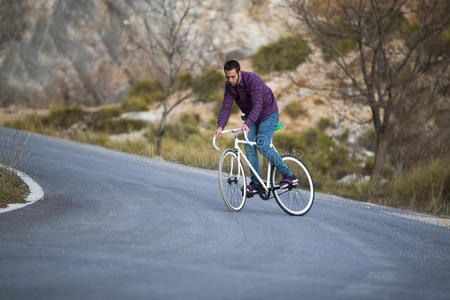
[0,126,449,299]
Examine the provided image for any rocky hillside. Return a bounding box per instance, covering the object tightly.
[0,0,288,107]
[1,0,371,139]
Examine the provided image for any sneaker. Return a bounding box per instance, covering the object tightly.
[279,175,298,189]
[246,181,262,198]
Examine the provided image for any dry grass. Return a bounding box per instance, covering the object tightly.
[0,131,30,207]
[0,167,29,208]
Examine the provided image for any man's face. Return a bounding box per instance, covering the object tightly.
[225,69,241,86]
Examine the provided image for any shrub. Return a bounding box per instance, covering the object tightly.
[252,36,311,74]
[0,131,30,207]
[197,90,222,103]
[121,96,148,112]
[91,106,124,130]
[362,156,374,175]
[358,129,376,152]
[194,67,224,93]
[44,106,86,128]
[130,78,163,96]
[285,101,307,119]
[165,123,199,142]
[4,114,44,133]
[317,118,332,130]
[175,71,193,91]
[104,119,146,134]
[129,78,166,105]
[0,167,28,207]
[94,106,123,120]
[179,112,201,127]
[388,158,450,215]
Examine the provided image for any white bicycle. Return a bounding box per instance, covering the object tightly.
[213,124,314,216]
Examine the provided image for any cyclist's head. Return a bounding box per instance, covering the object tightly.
[224,60,240,73]
[224,60,241,86]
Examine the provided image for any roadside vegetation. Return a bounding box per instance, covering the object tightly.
[0,167,29,208]
[4,106,448,216]
[0,132,30,208]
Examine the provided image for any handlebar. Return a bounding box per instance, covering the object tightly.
[212,128,253,151]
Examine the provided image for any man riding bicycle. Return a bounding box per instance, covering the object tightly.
[214,60,297,196]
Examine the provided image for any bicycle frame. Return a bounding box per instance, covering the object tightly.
[213,128,280,192]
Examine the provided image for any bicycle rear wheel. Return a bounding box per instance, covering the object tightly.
[218,150,247,212]
[272,155,314,216]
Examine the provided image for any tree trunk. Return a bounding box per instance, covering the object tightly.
[156,111,168,157]
[372,131,389,181]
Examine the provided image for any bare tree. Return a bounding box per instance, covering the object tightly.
[127,0,214,156]
[287,0,450,180]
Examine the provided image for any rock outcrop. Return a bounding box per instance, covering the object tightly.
[0,0,287,107]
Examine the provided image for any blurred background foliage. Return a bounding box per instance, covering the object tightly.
[252,36,311,74]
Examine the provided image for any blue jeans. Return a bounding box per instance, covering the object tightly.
[244,112,293,183]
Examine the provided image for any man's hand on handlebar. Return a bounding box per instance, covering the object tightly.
[242,123,249,135]
[214,127,223,138]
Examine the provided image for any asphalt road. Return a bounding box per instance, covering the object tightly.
[0,127,449,299]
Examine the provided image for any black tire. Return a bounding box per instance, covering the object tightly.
[218,150,247,212]
[272,155,314,216]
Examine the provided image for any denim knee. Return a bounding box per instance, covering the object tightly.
[245,144,257,155]
[256,143,270,156]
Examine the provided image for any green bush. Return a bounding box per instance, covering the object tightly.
[130,78,163,96]
[129,78,166,105]
[179,112,201,127]
[317,118,332,130]
[165,124,199,142]
[362,156,374,175]
[104,119,146,134]
[252,36,311,74]
[121,96,148,112]
[358,129,376,152]
[94,106,123,120]
[197,90,223,103]
[44,106,86,128]
[175,71,193,91]
[91,106,124,130]
[4,114,44,133]
[194,66,224,94]
[285,101,307,119]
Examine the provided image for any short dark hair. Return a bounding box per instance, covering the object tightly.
[224,60,240,72]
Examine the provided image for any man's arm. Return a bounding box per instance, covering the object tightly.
[217,83,234,129]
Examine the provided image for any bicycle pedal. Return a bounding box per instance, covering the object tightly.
[242,187,257,198]
[280,180,298,189]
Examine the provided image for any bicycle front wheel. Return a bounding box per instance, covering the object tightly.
[272,155,314,216]
[218,150,247,212]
